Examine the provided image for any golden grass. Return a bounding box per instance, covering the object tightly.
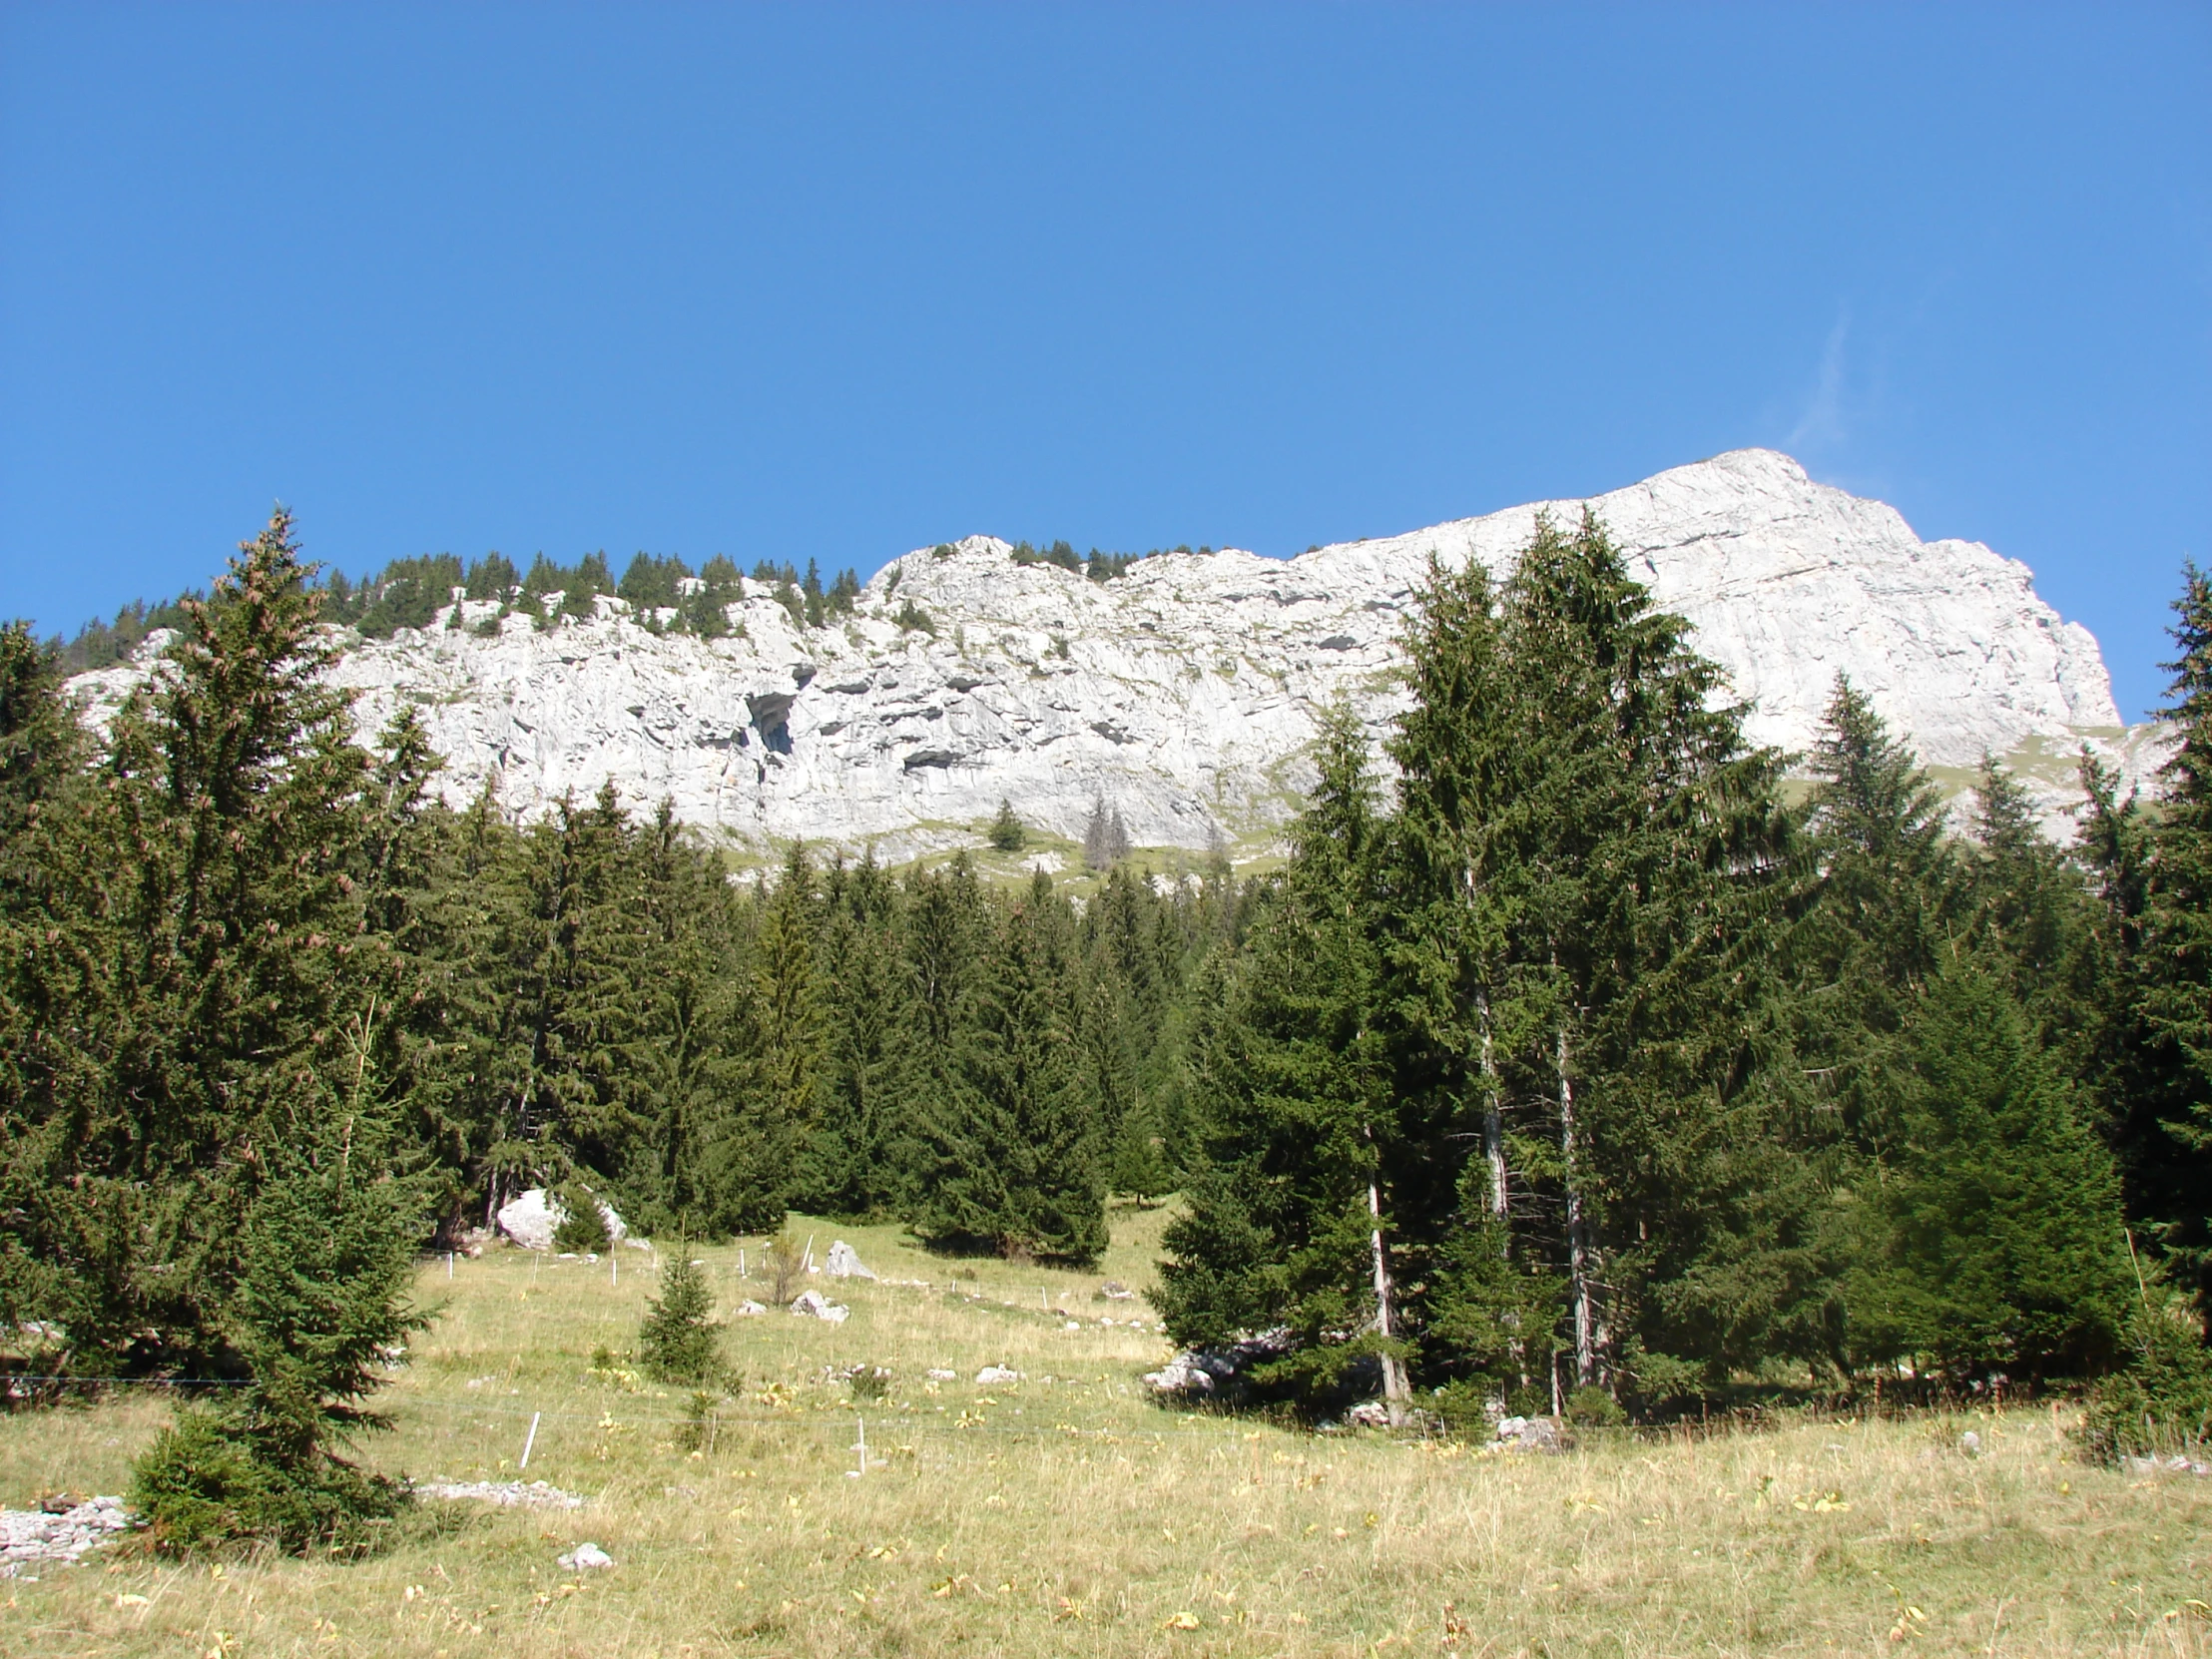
[4,1205,2207,1658]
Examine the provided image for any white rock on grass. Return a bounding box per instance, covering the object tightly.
[494,1187,628,1253]
[0,1496,134,1577]
[790,1290,850,1324]
[557,1542,615,1570]
[824,1240,876,1280]
[733,1299,767,1317]
[67,450,2147,857]
[418,1479,586,1510]
[975,1366,1022,1385]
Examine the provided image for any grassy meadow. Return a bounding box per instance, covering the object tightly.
[3,1204,2207,1659]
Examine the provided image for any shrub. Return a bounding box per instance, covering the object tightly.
[2080,1289,2212,1462]
[1565,1384,1626,1428]
[638,1252,724,1384]
[847,1365,891,1402]
[130,1154,425,1555]
[987,799,1025,852]
[552,1184,612,1253]
[894,600,935,636]
[132,1409,406,1557]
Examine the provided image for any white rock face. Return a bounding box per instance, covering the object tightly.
[495,1187,627,1252]
[68,450,2141,854]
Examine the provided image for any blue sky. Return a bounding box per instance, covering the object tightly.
[2,4,2205,720]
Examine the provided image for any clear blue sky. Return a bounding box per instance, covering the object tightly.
[2,4,2205,719]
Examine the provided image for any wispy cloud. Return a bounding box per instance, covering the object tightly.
[1787,312,1851,452]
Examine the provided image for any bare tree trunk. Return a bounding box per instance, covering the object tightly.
[1557,1024,1595,1390]
[1368,1170,1410,1424]
[1475,987,1507,1228]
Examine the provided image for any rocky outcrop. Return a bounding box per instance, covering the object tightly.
[0,1496,133,1576]
[495,1187,628,1253]
[68,450,2144,855]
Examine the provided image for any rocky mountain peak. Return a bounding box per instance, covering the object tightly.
[68,450,2144,862]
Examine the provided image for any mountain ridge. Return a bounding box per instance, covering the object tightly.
[68,449,2151,862]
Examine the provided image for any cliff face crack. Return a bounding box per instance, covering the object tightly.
[747,692,795,756]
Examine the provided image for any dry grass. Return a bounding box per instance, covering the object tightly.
[4,1205,2207,1658]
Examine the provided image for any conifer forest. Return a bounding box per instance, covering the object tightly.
[3,509,2209,1557]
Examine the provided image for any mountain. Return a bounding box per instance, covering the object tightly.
[69,449,2151,863]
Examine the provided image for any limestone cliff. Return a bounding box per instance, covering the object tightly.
[69,450,2148,859]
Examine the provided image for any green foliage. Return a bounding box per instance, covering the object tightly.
[911,869,1106,1262]
[765,1226,808,1304]
[352,554,463,638]
[619,552,694,615]
[638,1250,725,1383]
[894,600,935,636]
[131,1083,428,1554]
[1847,955,2132,1382]
[26,511,2211,1453]
[2080,1286,2212,1461]
[847,1364,890,1401]
[1565,1384,1626,1427]
[553,1184,613,1253]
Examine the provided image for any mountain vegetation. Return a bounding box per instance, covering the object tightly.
[3,510,2207,1547]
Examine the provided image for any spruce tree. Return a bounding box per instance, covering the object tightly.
[911,870,1105,1261]
[798,853,912,1218]
[638,1249,725,1384]
[16,508,397,1374]
[2127,566,2212,1304]
[1848,954,2132,1383]
[1158,708,1413,1411]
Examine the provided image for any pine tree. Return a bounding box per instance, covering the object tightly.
[987,798,1026,852]
[130,1101,429,1553]
[2127,566,2212,1304]
[619,802,751,1237]
[638,1249,725,1383]
[15,508,396,1374]
[1847,953,2132,1383]
[800,853,912,1219]
[1158,707,1412,1412]
[910,870,1105,1261]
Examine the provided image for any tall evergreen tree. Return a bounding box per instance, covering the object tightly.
[1159,708,1416,1412]
[1847,953,2132,1383]
[2126,566,2212,1303]
[7,509,402,1373]
[910,871,1105,1261]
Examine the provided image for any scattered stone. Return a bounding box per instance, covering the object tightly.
[927,1369,957,1382]
[495,1187,628,1253]
[1063,1321,1081,1331]
[418,1479,586,1510]
[557,1542,615,1570]
[790,1290,850,1324]
[1344,1400,1392,1428]
[0,1495,133,1577]
[1142,1330,1296,1400]
[2122,1453,2210,1477]
[1960,1430,1982,1457]
[824,1240,876,1280]
[452,1227,494,1259]
[1494,1415,1565,1452]
[733,1299,767,1317]
[975,1365,1022,1385]
[1097,1281,1135,1301]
